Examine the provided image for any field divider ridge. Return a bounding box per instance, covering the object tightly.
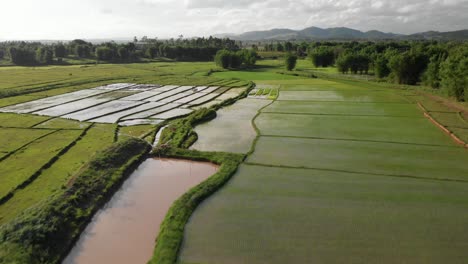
[245,90,276,158]
[0,129,60,164]
[417,102,468,148]
[243,162,468,184]
[257,134,460,148]
[259,111,423,118]
[0,125,93,205]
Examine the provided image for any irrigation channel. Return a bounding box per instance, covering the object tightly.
[63,158,218,264]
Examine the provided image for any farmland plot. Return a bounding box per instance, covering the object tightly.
[190,98,271,153]
[0,83,234,124]
[256,113,455,146]
[277,90,407,103]
[63,100,145,121]
[0,89,109,113]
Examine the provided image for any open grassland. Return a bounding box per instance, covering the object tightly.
[180,69,468,263]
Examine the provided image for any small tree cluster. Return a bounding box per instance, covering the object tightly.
[35,47,53,64]
[336,53,371,74]
[8,47,36,65]
[285,53,298,71]
[309,46,335,67]
[214,49,257,69]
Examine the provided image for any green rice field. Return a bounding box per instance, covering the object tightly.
[179,66,468,264]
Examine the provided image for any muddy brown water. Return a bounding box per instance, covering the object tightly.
[63,158,218,264]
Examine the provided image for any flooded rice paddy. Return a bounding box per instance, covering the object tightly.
[63,158,218,264]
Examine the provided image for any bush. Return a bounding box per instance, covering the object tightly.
[285,53,297,71]
[214,49,231,68]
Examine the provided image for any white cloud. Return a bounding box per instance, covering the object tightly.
[0,0,467,40]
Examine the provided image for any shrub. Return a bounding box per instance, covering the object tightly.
[285,53,297,71]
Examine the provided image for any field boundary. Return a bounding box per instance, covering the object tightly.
[418,102,468,148]
[244,162,468,183]
[260,111,423,118]
[258,134,458,148]
[0,129,58,163]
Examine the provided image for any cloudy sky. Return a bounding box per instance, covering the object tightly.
[1,0,467,40]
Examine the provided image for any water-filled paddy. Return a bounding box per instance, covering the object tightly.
[63,158,218,264]
[191,98,271,153]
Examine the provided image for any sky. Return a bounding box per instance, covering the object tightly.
[1,0,467,40]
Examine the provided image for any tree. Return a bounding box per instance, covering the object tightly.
[335,53,370,74]
[239,49,257,67]
[230,52,242,68]
[0,49,5,60]
[8,47,36,65]
[422,54,445,88]
[374,56,390,78]
[215,49,231,68]
[96,47,114,61]
[54,43,66,58]
[36,47,53,64]
[147,46,158,59]
[117,47,130,61]
[75,45,91,58]
[388,51,428,85]
[285,53,297,71]
[440,49,468,101]
[309,46,335,67]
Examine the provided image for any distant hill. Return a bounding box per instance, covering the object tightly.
[214,27,467,41]
[405,30,468,41]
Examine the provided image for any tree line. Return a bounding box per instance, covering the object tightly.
[0,36,240,65]
[258,40,467,102]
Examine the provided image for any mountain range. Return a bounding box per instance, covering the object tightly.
[214,27,468,41]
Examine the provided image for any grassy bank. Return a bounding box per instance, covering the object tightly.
[0,138,151,264]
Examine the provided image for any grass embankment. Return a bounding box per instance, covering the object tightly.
[0,138,151,264]
[148,82,254,263]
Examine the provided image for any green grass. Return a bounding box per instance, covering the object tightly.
[0,138,151,263]
[179,164,468,264]
[0,130,83,200]
[119,124,156,139]
[0,124,115,225]
[0,128,53,154]
[33,118,91,130]
[0,113,50,127]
